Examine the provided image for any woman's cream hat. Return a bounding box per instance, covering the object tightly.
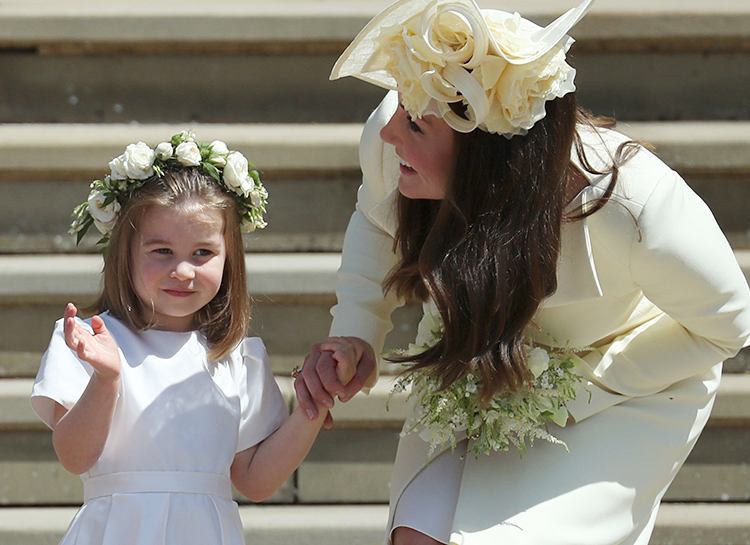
[331,0,595,136]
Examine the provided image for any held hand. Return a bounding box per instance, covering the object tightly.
[318,336,364,386]
[63,303,121,382]
[295,337,376,428]
[336,338,376,403]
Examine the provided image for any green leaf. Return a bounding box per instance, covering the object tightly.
[202,162,221,183]
[75,216,94,245]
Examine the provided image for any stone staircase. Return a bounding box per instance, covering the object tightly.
[1,0,749,543]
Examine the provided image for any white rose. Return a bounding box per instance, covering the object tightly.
[242,179,256,199]
[479,47,574,135]
[223,151,250,192]
[178,129,195,142]
[175,141,202,166]
[208,140,229,167]
[108,155,129,180]
[87,189,121,234]
[526,347,550,378]
[240,216,263,233]
[249,187,265,207]
[120,142,156,180]
[154,142,173,160]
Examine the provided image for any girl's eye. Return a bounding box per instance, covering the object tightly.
[154,248,172,255]
[195,249,213,257]
[405,113,423,134]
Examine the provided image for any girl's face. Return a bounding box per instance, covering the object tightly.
[131,205,227,332]
[379,102,456,200]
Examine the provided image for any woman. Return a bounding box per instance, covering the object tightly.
[295,1,750,544]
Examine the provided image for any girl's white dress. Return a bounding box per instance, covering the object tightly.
[31,313,287,545]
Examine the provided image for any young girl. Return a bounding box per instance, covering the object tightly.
[30,131,355,545]
[297,1,750,544]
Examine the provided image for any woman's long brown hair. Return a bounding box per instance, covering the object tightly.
[384,93,639,403]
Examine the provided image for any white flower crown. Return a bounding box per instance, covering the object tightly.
[70,130,268,245]
[331,0,595,136]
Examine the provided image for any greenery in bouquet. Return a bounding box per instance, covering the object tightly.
[388,310,587,458]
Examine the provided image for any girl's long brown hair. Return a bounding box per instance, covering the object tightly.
[384,93,639,403]
[92,167,250,361]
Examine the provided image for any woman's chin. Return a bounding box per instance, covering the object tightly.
[398,180,443,201]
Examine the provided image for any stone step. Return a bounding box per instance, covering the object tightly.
[0,1,748,123]
[0,122,749,253]
[0,502,749,545]
[0,253,420,377]
[0,252,748,378]
[2,0,749,50]
[2,375,749,505]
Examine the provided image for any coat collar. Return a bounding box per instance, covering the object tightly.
[543,185,604,308]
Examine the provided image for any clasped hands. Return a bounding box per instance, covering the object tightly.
[294,336,376,428]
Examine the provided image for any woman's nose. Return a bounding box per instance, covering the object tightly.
[380,109,402,146]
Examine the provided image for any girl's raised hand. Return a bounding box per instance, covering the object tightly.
[63,303,120,382]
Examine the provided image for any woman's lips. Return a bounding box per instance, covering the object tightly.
[400,163,416,175]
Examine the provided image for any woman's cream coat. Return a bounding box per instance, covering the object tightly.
[329,91,750,543]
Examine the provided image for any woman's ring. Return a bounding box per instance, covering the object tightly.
[291,365,302,378]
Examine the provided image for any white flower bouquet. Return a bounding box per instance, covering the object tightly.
[389,308,586,458]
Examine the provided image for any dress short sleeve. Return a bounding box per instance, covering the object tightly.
[31,317,95,429]
[235,337,288,453]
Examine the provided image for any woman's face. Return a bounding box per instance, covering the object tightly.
[380,102,456,200]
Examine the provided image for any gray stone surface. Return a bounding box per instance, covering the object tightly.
[2,51,750,123]
[1,0,749,45]
[1,503,749,545]
[0,123,748,254]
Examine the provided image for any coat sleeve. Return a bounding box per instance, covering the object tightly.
[328,91,403,388]
[580,169,750,401]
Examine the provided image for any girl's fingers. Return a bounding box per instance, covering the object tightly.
[338,339,376,403]
[90,314,107,335]
[313,350,347,398]
[293,374,318,420]
[319,340,349,356]
[64,302,77,320]
[64,319,81,351]
[75,335,89,360]
[300,348,336,410]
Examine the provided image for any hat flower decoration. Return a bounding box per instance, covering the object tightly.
[331,0,595,136]
[70,130,268,245]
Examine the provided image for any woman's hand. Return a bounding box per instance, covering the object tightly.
[63,303,120,382]
[295,337,376,428]
[318,336,364,386]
